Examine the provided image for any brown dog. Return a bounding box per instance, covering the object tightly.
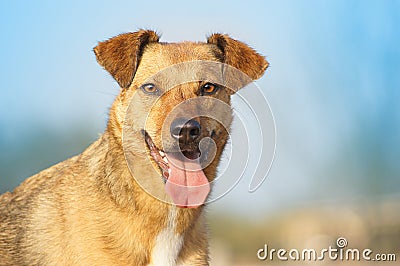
[0,30,267,265]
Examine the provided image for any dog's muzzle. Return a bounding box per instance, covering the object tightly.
[143,125,210,209]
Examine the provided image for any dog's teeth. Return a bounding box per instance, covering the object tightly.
[163,157,168,163]
[159,150,165,157]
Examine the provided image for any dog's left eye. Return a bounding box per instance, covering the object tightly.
[140,83,159,94]
[200,83,219,95]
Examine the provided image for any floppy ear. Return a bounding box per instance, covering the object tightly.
[94,30,160,88]
[207,33,268,81]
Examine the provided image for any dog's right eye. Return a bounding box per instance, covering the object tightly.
[140,83,159,95]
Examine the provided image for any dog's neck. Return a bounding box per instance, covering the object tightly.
[83,131,204,230]
[79,131,209,263]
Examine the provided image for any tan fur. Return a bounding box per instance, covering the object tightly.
[0,30,267,265]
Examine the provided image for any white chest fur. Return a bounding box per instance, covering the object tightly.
[150,207,183,266]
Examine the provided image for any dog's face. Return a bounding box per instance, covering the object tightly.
[94,30,268,208]
[130,42,231,153]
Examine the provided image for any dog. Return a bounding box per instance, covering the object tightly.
[0,29,268,265]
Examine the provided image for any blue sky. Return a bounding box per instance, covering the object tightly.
[1,1,399,215]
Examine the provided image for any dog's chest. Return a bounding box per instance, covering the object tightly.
[150,207,183,266]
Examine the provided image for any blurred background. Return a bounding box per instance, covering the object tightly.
[0,1,399,265]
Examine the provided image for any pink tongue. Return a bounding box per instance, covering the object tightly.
[165,153,210,208]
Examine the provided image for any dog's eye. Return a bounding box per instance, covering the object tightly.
[200,83,219,95]
[140,83,159,94]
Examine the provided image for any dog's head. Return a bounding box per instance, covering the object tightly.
[94,30,268,208]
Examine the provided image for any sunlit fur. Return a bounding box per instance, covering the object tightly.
[0,30,267,265]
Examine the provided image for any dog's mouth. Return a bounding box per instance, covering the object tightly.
[142,130,210,208]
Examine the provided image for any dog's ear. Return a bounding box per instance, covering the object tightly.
[207,33,268,81]
[94,30,160,88]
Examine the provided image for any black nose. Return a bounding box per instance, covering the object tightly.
[170,118,201,143]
